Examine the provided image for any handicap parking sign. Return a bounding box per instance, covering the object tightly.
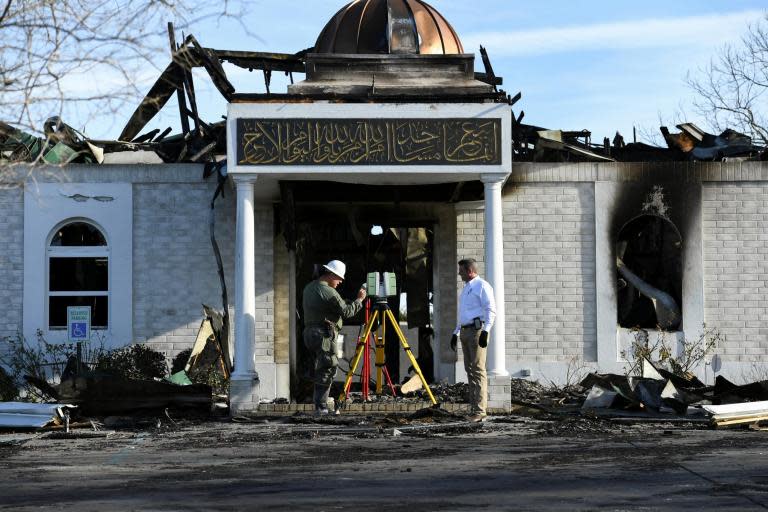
[67,306,91,342]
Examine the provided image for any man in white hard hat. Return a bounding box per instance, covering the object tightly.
[302,260,367,415]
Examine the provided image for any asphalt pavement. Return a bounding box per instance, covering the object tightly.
[1,414,768,511]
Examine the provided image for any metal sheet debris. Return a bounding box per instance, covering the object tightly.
[581,385,617,410]
[0,402,75,429]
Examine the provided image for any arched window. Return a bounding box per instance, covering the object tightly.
[47,221,109,329]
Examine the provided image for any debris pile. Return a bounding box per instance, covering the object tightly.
[339,381,469,404]
[577,361,768,428]
[0,24,763,167]
[0,319,227,431]
[426,381,470,404]
[512,121,766,163]
[661,123,763,161]
[0,25,305,167]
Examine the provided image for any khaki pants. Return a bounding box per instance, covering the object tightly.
[460,327,487,415]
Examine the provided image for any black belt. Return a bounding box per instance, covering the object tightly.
[461,324,478,329]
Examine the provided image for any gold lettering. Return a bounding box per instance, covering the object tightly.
[237,119,501,166]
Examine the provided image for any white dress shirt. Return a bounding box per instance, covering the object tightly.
[454,276,496,335]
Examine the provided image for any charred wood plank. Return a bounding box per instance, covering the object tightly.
[211,48,307,73]
[56,376,212,415]
[168,24,191,137]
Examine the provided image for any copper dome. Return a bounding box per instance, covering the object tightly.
[314,0,464,55]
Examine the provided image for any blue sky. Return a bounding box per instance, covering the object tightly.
[96,0,767,144]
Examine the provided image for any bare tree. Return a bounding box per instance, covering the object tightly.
[0,0,244,136]
[687,13,768,146]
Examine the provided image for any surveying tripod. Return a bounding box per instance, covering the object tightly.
[338,298,438,406]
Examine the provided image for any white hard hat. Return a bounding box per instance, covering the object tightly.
[322,260,346,280]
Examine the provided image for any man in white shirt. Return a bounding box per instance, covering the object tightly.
[450,258,496,422]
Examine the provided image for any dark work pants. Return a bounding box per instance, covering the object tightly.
[303,326,338,410]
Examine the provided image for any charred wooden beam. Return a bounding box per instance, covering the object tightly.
[168,23,190,137]
[210,48,307,73]
[118,31,236,142]
[478,45,499,92]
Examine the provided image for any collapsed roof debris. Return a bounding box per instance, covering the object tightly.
[0,118,102,164]
[1,21,765,166]
[660,122,764,161]
[512,121,766,162]
[0,24,306,167]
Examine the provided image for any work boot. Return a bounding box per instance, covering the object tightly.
[313,384,331,410]
[314,408,330,416]
[467,413,487,423]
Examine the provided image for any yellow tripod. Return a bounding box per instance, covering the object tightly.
[339,299,438,406]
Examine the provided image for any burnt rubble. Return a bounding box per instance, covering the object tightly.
[0,24,304,167]
[513,121,766,163]
[2,26,765,166]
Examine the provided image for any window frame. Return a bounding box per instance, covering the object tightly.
[46,219,111,331]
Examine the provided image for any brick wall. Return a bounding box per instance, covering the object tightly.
[456,207,486,272]
[433,204,458,369]
[252,205,275,363]
[273,232,290,365]
[703,183,768,362]
[501,183,597,362]
[132,181,237,363]
[0,185,23,357]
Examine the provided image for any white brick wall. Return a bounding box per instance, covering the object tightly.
[132,182,237,363]
[252,206,275,362]
[501,183,597,362]
[7,162,768,385]
[273,234,290,365]
[0,185,23,356]
[703,183,768,362]
[456,207,486,272]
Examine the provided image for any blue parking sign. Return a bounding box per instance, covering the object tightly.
[67,307,91,342]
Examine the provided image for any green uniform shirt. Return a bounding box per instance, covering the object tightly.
[302,280,363,329]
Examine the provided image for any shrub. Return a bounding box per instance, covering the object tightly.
[0,365,18,401]
[94,344,167,380]
[0,331,106,401]
[622,325,721,378]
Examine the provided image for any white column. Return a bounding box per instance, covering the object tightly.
[482,174,509,377]
[233,175,258,379]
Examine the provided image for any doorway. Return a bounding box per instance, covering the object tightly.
[288,203,436,402]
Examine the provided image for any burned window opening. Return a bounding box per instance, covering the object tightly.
[616,214,682,331]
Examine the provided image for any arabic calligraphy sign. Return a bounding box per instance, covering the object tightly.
[236,118,501,166]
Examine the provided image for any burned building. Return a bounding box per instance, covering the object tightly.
[2,0,768,413]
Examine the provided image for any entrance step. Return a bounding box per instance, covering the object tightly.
[243,402,510,416]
